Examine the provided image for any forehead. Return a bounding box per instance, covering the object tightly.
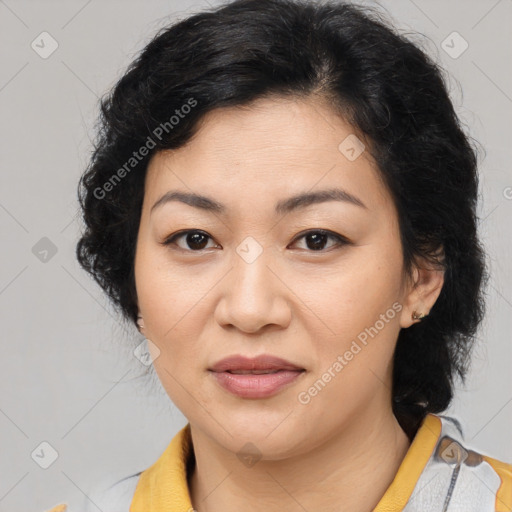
[143,95,392,216]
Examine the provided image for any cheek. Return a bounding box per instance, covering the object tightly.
[300,249,403,374]
[135,243,207,335]
[308,261,401,334]
[134,249,205,390]
[295,268,401,422]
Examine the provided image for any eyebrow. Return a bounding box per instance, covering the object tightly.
[150,187,367,217]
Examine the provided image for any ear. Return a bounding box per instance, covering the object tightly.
[399,249,445,329]
[137,314,145,334]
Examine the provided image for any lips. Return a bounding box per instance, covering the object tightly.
[209,354,304,373]
[227,369,281,374]
[208,355,305,399]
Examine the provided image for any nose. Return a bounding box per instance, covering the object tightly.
[214,244,292,334]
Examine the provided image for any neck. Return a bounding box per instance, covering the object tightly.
[188,406,411,512]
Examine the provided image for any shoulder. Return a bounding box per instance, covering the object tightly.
[83,471,142,512]
[47,472,143,512]
[407,414,512,511]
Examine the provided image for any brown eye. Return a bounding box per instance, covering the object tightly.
[290,229,349,252]
[162,230,218,251]
[161,228,349,253]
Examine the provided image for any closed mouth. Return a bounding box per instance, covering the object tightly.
[224,369,297,374]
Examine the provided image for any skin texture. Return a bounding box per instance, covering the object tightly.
[134,95,445,512]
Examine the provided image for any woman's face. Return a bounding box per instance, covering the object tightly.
[134,95,433,458]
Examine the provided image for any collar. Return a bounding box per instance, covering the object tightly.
[129,414,510,511]
[130,422,195,511]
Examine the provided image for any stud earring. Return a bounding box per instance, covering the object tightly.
[412,310,428,321]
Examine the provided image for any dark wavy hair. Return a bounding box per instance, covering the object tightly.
[76,0,488,439]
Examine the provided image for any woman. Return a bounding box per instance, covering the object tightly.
[51,0,511,510]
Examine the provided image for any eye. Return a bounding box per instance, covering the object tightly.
[161,230,219,251]
[161,228,350,253]
[289,229,350,252]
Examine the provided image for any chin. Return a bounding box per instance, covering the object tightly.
[206,414,308,457]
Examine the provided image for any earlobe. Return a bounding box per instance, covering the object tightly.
[137,314,145,333]
[399,258,445,328]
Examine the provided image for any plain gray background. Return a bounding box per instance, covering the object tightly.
[1,0,511,510]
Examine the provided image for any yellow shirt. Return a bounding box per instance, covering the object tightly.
[47,413,511,512]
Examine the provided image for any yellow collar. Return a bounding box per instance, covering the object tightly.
[130,414,442,511]
[130,421,195,511]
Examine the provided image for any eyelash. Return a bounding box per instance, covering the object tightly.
[160,229,350,253]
